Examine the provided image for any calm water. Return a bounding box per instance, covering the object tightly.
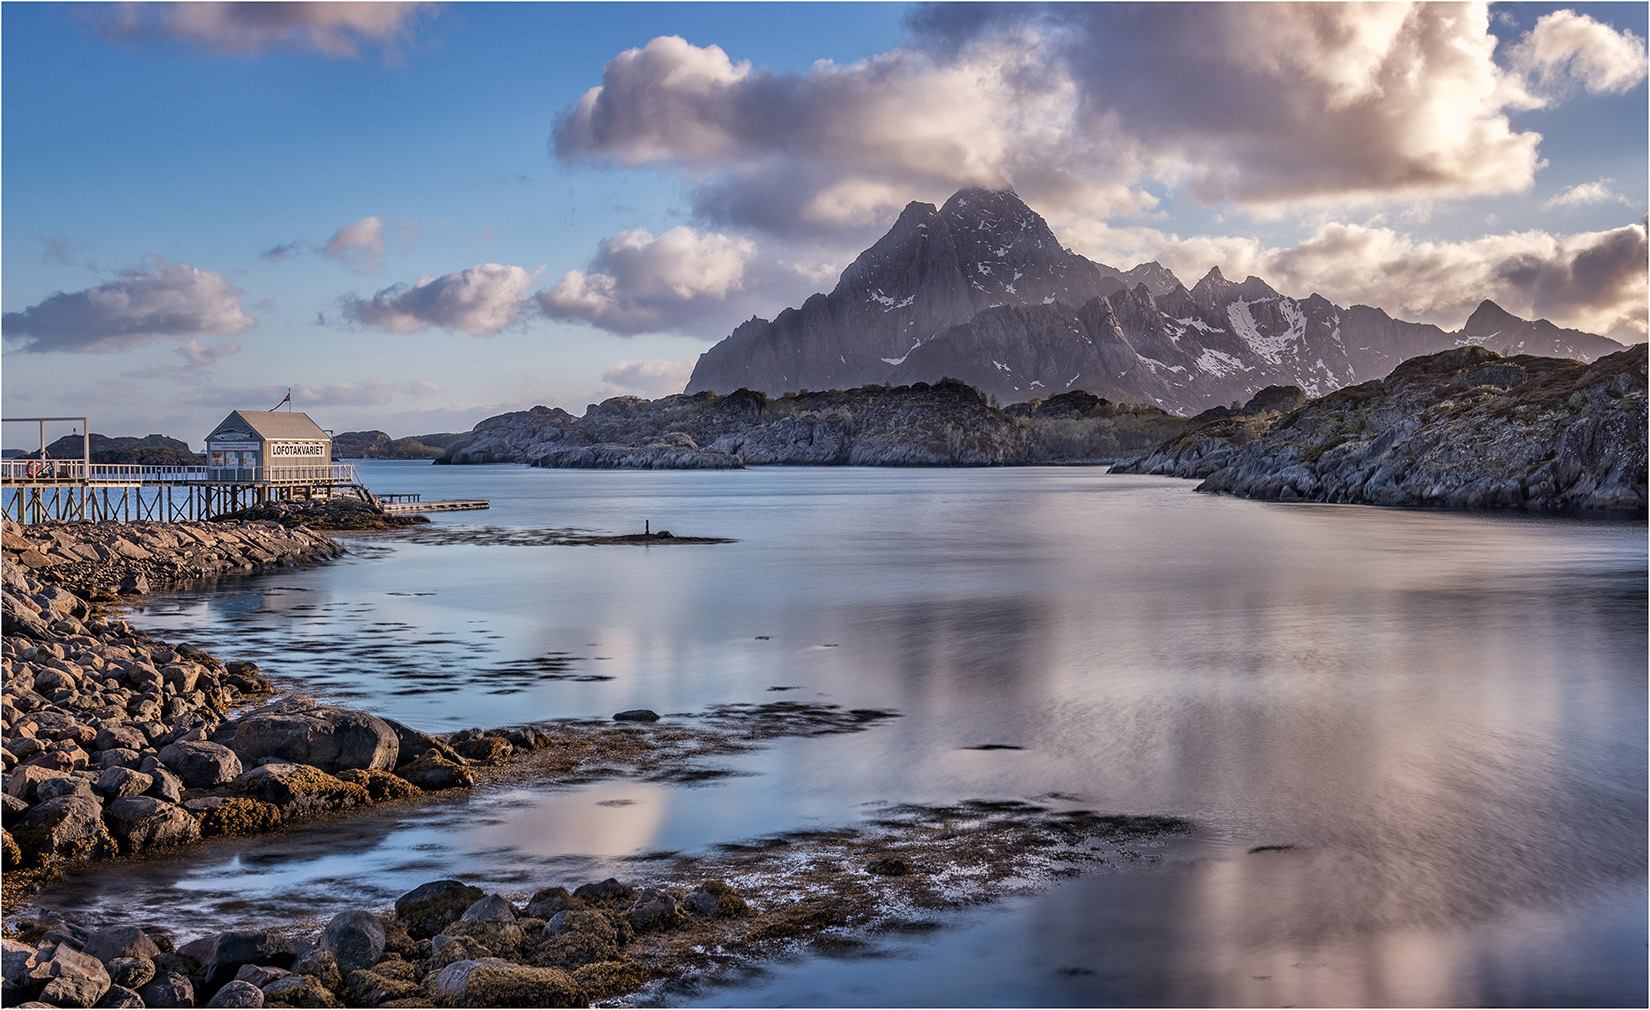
[37,462,1649,1006]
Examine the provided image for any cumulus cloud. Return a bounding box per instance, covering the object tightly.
[2,260,256,353]
[553,5,1577,236]
[538,226,756,334]
[1509,10,1648,97]
[94,2,436,60]
[601,359,697,398]
[1065,219,1649,343]
[323,217,387,273]
[342,263,535,335]
[1543,179,1631,210]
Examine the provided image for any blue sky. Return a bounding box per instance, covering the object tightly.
[3,2,1645,446]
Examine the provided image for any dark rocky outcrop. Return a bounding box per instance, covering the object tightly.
[437,379,1055,468]
[210,498,427,531]
[330,430,462,460]
[1120,344,1647,511]
[24,433,200,467]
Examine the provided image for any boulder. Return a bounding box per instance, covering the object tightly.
[684,880,751,918]
[231,763,369,819]
[381,718,464,768]
[11,795,117,865]
[395,751,474,791]
[227,706,397,773]
[627,888,682,933]
[104,956,156,991]
[459,894,518,922]
[97,983,146,1007]
[394,880,485,940]
[534,910,620,967]
[430,958,586,1008]
[157,740,243,789]
[197,797,283,837]
[81,927,162,964]
[205,979,265,1007]
[572,878,635,906]
[342,963,423,1005]
[104,796,201,853]
[94,766,154,800]
[201,931,297,992]
[233,965,289,989]
[139,970,195,1008]
[333,768,420,802]
[613,710,660,722]
[258,974,340,1007]
[319,911,384,974]
[34,775,96,802]
[28,944,110,1008]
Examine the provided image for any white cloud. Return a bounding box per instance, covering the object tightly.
[2,259,256,353]
[342,263,536,335]
[538,226,756,335]
[323,217,387,273]
[555,6,1562,236]
[178,337,241,366]
[1509,10,1649,97]
[94,2,437,60]
[601,359,697,398]
[1544,179,1630,210]
[405,380,441,398]
[1064,219,1649,344]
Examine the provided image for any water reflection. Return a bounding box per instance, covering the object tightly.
[48,465,1645,1005]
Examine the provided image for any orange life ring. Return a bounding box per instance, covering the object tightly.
[25,461,42,478]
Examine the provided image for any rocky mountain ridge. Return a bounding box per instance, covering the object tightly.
[433,381,1193,469]
[687,187,1627,413]
[1116,344,1647,511]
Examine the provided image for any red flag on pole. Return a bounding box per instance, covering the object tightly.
[270,390,291,411]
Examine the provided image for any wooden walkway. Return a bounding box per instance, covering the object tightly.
[1,462,488,523]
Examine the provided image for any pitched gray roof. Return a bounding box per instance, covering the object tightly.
[208,411,329,442]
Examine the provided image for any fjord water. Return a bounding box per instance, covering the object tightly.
[61,462,1649,1005]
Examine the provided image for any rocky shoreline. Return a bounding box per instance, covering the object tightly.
[2,518,1190,1007]
[1116,345,1648,511]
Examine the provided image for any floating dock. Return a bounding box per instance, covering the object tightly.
[376,494,489,515]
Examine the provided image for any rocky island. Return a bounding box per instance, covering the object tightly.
[435,380,1193,469]
[1116,344,1648,511]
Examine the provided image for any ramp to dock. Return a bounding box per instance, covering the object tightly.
[380,499,488,514]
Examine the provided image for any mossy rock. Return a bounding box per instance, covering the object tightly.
[527,909,621,968]
[442,917,525,959]
[198,797,283,838]
[397,752,476,792]
[336,768,422,802]
[570,959,647,999]
[234,763,371,817]
[344,965,424,1006]
[2,829,23,870]
[449,735,512,765]
[441,962,587,1008]
[685,879,751,918]
[262,975,344,1008]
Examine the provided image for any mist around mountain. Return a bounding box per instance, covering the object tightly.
[687,188,1626,413]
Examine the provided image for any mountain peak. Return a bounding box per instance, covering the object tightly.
[1462,299,1524,336]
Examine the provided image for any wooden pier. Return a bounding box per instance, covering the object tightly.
[0,462,488,524]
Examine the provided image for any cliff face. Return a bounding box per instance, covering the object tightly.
[1122,345,1647,511]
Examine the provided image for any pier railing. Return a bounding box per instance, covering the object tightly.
[1,461,361,486]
